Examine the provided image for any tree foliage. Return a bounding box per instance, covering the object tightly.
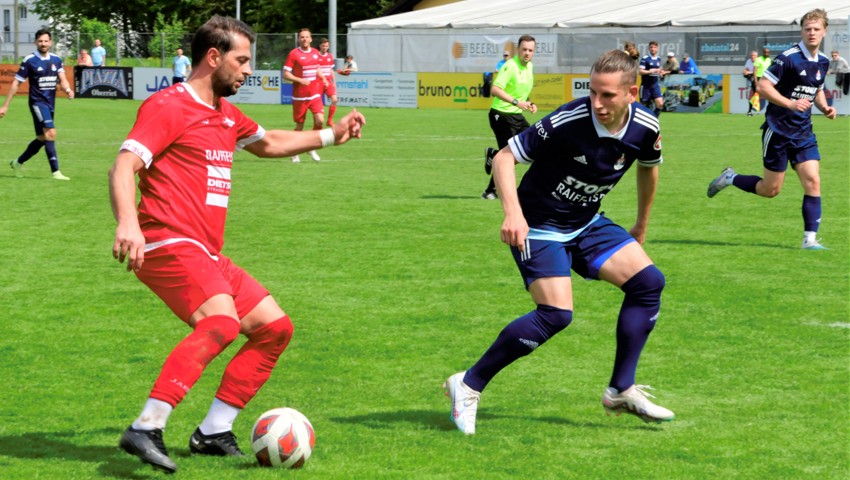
[34,0,396,35]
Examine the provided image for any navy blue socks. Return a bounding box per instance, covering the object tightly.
[465,305,572,392]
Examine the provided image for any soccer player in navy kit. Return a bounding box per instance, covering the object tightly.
[444,49,674,435]
[1,28,73,180]
[639,41,665,117]
[707,9,836,250]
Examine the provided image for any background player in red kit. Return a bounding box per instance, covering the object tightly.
[110,15,365,474]
[317,37,338,126]
[283,28,324,162]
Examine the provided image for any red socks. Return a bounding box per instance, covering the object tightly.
[215,316,294,408]
[150,315,240,407]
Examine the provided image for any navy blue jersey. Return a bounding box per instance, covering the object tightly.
[763,42,829,140]
[15,52,64,106]
[508,98,662,231]
[639,54,662,89]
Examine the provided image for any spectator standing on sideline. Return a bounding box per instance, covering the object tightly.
[111,15,365,474]
[827,50,850,95]
[678,53,699,74]
[78,48,93,66]
[743,51,758,115]
[623,41,640,63]
[753,47,772,111]
[343,54,358,72]
[283,28,325,163]
[91,38,106,66]
[445,49,672,435]
[481,35,538,200]
[495,50,510,73]
[707,9,836,250]
[639,41,664,116]
[663,52,679,74]
[1,28,73,180]
[317,38,338,126]
[336,55,358,75]
[483,51,510,98]
[172,47,192,84]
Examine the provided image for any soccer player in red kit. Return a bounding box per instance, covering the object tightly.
[110,16,364,474]
[283,28,324,162]
[317,38,338,126]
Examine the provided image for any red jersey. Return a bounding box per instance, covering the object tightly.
[284,47,322,101]
[120,83,264,256]
[317,52,335,86]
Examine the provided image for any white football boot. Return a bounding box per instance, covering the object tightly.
[602,384,675,423]
[443,372,480,435]
[308,150,321,162]
[706,167,735,198]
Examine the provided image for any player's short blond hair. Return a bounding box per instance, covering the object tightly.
[800,8,828,29]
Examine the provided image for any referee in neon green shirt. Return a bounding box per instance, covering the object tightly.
[482,35,538,199]
[753,47,772,111]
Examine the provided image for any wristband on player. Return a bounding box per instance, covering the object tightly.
[511,99,519,106]
[320,128,335,147]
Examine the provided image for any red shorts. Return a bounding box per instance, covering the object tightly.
[324,79,337,97]
[292,96,324,124]
[135,241,269,323]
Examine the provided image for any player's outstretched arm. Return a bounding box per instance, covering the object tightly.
[630,164,658,245]
[109,151,146,272]
[245,109,365,158]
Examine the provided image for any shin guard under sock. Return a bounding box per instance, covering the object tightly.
[215,315,294,408]
[465,305,572,392]
[44,141,59,172]
[610,265,664,392]
[150,315,240,407]
[18,139,45,164]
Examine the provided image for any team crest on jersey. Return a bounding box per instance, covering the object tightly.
[51,64,57,72]
[654,134,662,151]
[613,154,626,171]
[816,70,821,81]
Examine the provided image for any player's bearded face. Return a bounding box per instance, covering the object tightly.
[212,38,252,98]
[36,34,51,54]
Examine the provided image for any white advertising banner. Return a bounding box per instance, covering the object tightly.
[449,34,557,70]
[336,72,417,109]
[133,68,173,100]
[728,73,849,115]
[132,69,283,104]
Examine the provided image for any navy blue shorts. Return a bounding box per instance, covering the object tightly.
[510,215,635,288]
[761,124,820,172]
[640,84,662,103]
[29,102,55,136]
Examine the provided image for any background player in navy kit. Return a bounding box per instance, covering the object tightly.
[639,41,665,117]
[707,8,836,250]
[444,49,674,435]
[1,28,73,180]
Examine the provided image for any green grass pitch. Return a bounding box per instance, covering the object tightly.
[0,98,847,479]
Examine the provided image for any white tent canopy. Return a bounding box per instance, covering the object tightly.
[348,1,850,73]
[351,0,850,29]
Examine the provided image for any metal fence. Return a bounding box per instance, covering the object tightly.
[1,31,346,69]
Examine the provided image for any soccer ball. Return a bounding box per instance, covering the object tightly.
[250,407,315,468]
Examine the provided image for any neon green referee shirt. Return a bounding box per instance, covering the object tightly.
[491,56,534,114]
